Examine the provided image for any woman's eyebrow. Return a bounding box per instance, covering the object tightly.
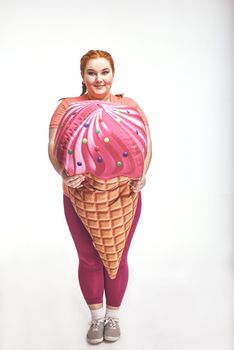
[86,68,110,71]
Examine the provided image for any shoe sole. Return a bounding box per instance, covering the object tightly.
[104,335,120,342]
[87,336,103,344]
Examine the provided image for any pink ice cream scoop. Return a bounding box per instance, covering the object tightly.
[54,100,147,179]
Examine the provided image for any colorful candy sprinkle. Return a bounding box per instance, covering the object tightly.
[116,161,122,167]
[97,156,103,163]
[77,161,82,166]
[68,149,73,154]
[95,129,100,134]
[104,137,109,143]
[95,146,100,151]
[84,122,89,127]
[82,138,88,144]
[123,151,128,157]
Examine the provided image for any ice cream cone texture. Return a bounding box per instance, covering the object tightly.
[54,100,147,279]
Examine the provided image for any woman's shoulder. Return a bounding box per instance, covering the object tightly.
[58,95,87,106]
[110,94,138,106]
[49,95,87,128]
[111,94,149,126]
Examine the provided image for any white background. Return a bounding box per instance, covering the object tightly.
[0,0,233,349]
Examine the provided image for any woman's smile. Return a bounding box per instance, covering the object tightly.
[94,85,105,89]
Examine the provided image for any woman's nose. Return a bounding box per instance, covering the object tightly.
[96,74,103,82]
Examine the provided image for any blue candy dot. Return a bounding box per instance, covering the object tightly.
[84,122,89,127]
[135,130,139,134]
[97,156,103,163]
[127,110,130,114]
[123,151,128,157]
[77,162,82,166]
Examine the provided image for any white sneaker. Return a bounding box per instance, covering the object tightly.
[104,317,120,342]
[86,319,104,344]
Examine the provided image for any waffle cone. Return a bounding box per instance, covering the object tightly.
[68,174,139,279]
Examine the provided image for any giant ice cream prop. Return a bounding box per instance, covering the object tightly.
[54,100,147,279]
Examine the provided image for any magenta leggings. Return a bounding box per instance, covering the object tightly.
[63,193,142,307]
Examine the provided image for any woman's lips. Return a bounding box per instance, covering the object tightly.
[94,85,105,89]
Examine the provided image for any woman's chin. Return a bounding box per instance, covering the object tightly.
[89,90,110,100]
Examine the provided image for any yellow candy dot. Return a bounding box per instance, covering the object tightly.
[82,138,88,144]
[104,137,109,143]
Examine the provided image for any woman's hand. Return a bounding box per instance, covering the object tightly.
[129,176,146,192]
[61,171,85,189]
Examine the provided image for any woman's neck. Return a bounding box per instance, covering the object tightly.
[86,93,111,102]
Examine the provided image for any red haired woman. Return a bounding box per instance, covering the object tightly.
[48,50,152,344]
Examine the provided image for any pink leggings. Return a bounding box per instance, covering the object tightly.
[63,193,142,307]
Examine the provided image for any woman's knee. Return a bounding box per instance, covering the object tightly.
[79,254,103,271]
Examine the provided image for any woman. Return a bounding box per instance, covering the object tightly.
[48,49,152,344]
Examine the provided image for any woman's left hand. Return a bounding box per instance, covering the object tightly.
[129,176,146,192]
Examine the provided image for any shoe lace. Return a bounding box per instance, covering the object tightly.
[89,319,104,331]
[104,317,119,329]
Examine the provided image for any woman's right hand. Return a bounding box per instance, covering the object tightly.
[61,171,85,189]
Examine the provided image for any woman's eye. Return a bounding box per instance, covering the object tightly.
[102,70,110,75]
[88,72,95,76]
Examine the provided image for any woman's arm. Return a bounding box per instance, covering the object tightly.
[130,124,152,192]
[48,127,64,175]
[142,125,152,177]
[48,127,85,188]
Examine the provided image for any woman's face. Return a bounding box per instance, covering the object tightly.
[82,57,114,100]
